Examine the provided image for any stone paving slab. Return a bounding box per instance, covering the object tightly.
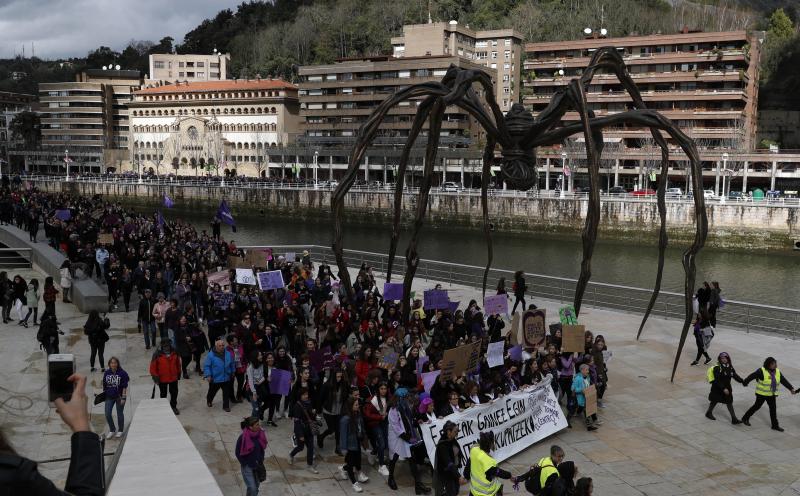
[2,265,800,495]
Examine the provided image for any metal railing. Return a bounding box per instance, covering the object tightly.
[242,244,800,339]
[0,248,32,269]
[25,174,800,206]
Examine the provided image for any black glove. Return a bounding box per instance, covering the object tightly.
[400,432,411,442]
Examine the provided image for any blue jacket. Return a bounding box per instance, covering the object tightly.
[204,349,234,383]
[339,414,365,453]
[571,373,592,407]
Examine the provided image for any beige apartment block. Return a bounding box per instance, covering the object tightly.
[391,21,523,113]
[129,79,300,177]
[524,29,762,151]
[148,52,230,82]
[0,91,35,167]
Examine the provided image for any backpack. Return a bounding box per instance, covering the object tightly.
[523,465,543,495]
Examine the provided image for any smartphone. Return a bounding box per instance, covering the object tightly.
[48,354,75,405]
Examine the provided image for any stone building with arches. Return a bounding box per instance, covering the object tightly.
[128,79,300,176]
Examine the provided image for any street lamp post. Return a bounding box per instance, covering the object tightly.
[137,150,143,184]
[64,149,70,181]
[313,150,319,184]
[720,152,729,204]
[560,151,567,198]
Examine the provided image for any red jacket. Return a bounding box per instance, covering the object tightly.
[363,396,389,429]
[149,351,181,383]
[354,360,373,388]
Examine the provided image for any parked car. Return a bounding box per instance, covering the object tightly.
[441,181,460,192]
[666,187,683,197]
[607,186,627,194]
[704,189,716,199]
[727,191,745,201]
[632,189,656,196]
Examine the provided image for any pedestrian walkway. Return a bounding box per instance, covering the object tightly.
[2,265,800,496]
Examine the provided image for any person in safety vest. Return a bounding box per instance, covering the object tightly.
[462,431,512,496]
[705,352,743,424]
[512,444,565,495]
[741,357,798,431]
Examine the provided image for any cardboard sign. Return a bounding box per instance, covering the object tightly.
[523,309,546,348]
[584,384,598,417]
[423,289,449,310]
[383,282,404,301]
[235,268,257,285]
[227,255,250,269]
[97,233,114,245]
[487,341,505,368]
[257,270,285,291]
[245,250,265,268]
[269,369,292,396]
[484,294,508,316]
[422,370,440,393]
[464,341,482,374]
[559,305,578,325]
[207,271,230,289]
[561,325,586,353]
[508,312,521,344]
[439,341,480,382]
[378,351,399,370]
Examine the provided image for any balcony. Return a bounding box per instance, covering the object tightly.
[528,70,743,87]
[302,120,470,131]
[299,75,442,89]
[523,50,746,70]
[523,88,748,105]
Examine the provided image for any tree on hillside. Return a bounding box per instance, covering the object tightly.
[10,111,41,151]
[768,7,795,38]
[761,8,798,83]
[86,46,120,69]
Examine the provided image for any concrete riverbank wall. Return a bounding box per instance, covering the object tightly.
[35,180,798,250]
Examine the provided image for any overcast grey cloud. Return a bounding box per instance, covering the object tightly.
[0,0,242,59]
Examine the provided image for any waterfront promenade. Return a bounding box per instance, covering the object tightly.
[3,263,800,495]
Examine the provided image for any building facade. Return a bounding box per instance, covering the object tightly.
[36,69,143,173]
[148,53,230,82]
[523,29,761,152]
[0,91,35,169]
[391,21,523,113]
[297,55,492,149]
[129,79,300,177]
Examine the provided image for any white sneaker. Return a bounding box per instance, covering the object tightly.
[378,465,389,476]
[367,453,376,465]
[357,472,369,483]
[288,454,294,465]
[106,431,116,439]
[337,466,349,480]
[308,465,319,474]
[352,482,363,493]
[275,412,283,420]
[115,431,123,438]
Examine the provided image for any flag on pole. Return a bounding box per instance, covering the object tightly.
[217,200,237,232]
[163,194,174,208]
[157,210,165,229]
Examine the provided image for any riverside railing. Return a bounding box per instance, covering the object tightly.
[0,248,32,269]
[23,174,800,207]
[240,244,800,339]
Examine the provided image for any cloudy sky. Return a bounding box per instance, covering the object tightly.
[0,0,242,59]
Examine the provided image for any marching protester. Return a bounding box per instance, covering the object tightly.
[463,432,512,496]
[102,357,129,438]
[387,388,429,493]
[435,421,466,496]
[289,387,319,473]
[740,357,798,431]
[337,398,370,493]
[705,352,743,424]
[149,338,182,415]
[83,310,110,372]
[236,416,268,496]
[690,310,713,366]
[205,338,235,412]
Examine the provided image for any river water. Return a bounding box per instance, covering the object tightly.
[155,204,798,309]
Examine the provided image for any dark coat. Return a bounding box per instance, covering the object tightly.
[708,363,743,404]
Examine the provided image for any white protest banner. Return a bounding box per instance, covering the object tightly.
[487,341,505,369]
[235,268,257,285]
[420,377,567,470]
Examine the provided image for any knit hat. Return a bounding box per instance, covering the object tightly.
[394,387,409,398]
[418,397,433,414]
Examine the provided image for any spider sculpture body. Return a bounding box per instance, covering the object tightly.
[331,48,708,381]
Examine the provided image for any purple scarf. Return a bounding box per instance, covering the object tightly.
[769,369,777,393]
[239,428,267,457]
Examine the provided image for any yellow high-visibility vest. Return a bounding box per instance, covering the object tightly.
[469,446,501,496]
[537,456,560,490]
[755,367,782,397]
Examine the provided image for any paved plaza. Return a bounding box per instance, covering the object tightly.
[2,265,800,496]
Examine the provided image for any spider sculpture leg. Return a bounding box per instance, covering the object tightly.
[531,109,707,381]
[480,136,497,300]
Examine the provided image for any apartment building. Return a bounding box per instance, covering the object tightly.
[297,55,492,149]
[129,79,300,176]
[391,21,523,113]
[523,29,761,151]
[0,91,35,168]
[37,69,143,172]
[148,52,230,82]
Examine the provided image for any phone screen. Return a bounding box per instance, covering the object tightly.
[48,360,74,403]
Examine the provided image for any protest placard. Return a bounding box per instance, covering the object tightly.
[207,271,230,288]
[508,312,520,345]
[523,309,546,348]
[484,294,508,315]
[213,292,235,310]
[257,270,285,291]
[584,384,598,417]
[378,351,399,370]
[422,370,440,393]
[54,209,71,221]
[269,369,292,396]
[97,233,114,245]
[245,250,264,267]
[285,252,296,262]
[561,325,586,353]
[487,341,506,368]
[383,282,404,300]
[448,301,460,313]
[309,347,334,374]
[464,341,482,374]
[416,356,429,375]
[235,268,257,285]
[439,345,462,382]
[423,289,449,310]
[227,256,249,269]
[420,377,568,471]
[559,305,578,325]
[509,345,523,362]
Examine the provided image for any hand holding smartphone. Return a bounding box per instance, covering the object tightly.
[48,354,75,405]
[48,354,91,433]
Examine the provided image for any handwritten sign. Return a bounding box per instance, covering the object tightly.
[523,309,546,348]
[487,341,505,368]
[97,233,113,245]
[235,268,257,285]
[214,292,235,310]
[245,250,264,267]
[584,384,598,417]
[269,369,292,396]
[423,289,449,310]
[227,255,249,269]
[383,283,404,301]
[559,305,578,325]
[257,270,285,291]
[207,271,230,288]
[309,347,334,374]
[422,370,440,393]
[561,325,586,353]
[378,351,399,370]
[509,312,520,345]
[484,294,508,315]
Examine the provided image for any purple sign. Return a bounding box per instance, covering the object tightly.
[257,270,285,291]
[416,355,429,375]
[423,289,449,310]
[269,369,292,396]
[484,294,509,315]
[54,209,71,221]
[383,282,404,301]
[309,347,334,374]
[422,370,440,393]
[448,301,460,314]
[509,345,523,362]
[305,279,314,289]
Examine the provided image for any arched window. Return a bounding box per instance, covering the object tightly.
[271,107,276,114]
[243,108,249,115]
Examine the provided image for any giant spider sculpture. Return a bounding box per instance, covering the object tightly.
[331,48,708,381]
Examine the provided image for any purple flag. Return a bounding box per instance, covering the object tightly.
[54,209,71,221]
[269,369,292,396]
[163,194,174,208]
[448,301,460,314]
[422,370,440,393]
[416,355,429,375]
[383,282,403,300]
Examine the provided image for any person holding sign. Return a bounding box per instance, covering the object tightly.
[571,364,598,431]
[463,431,513,496]
[386,388,430,494]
